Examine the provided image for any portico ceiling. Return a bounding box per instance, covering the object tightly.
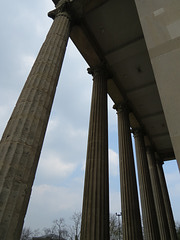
[70,0,174,160]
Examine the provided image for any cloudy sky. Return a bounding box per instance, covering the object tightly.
[0,0,180,232]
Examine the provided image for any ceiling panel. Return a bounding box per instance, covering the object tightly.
[85,0,142,54]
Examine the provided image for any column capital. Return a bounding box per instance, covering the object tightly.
[131,128,144,138]
[87,64,108,78]
[48,0,72,19]
[132,128,144,138]
[113,102,129,114]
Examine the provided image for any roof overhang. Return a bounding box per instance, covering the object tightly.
[70,0,174,161]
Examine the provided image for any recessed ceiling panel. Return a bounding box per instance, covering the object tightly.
[109,52,155,91]
[85,0,142,54]
[142,113,169,137]
[71,0,174,159]
[127,84,163,117]
[152,135,173,151]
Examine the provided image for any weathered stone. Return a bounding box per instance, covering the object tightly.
[157,160,178,240]
[114,104,143,240]
[0,5,71,240]
[146,147,171,240]
[80,66,109,240]
[133,129,160,240]
[134,0,180,170]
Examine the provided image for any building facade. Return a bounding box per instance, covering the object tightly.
[0,0,179,239]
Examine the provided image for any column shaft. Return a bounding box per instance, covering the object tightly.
[146,148,171,240]
[80,67,109,240]
[115,104,143,240]
[0,5,71,240]
[133,130,160,240]
[157,161,178,240]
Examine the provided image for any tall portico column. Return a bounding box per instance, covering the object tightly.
[146,147,171,240]
[114,104,143,240]
[133,129,160,240]
[80,66,109,240]
[0,1,71,239]
[157,160,178,240]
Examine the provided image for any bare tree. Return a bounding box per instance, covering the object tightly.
[43,218,68,240]
[176,222,180,240]
[21,227,33,240]
[53,218,68,240]
[21,227,40,240]
[109,214,122,240]
[43,225,56,238]
[68,212,81,240]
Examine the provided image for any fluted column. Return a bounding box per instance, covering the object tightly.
[80,66,109,240]
[133,129,160,240]
[114,104,143,240]
[0,1,71,239]
[146,147,171,240]
[157,160,178,240]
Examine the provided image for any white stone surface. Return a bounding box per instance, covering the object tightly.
[135,0,180,170]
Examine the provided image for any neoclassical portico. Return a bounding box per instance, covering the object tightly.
[0,0,179,239]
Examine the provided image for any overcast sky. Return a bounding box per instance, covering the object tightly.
[0,0,180,232]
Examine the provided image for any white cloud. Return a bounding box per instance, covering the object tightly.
[68,124,87,139]
[0,105,11,123]
[47,118,60,133]
[25,184,83,229]
[166,171,180,183]
[66,40,84,61]
[35,21,50,37]
[109,149,119,177]
[19,54,36,77]
[165,172,180,198]
[109,191,121,214]
[173,183,180,197]
[46,115,88,159]
[32,184,81,211]
[38,151,76,179]
[108,97,117,127]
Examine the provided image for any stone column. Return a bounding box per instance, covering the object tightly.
[80,66,109,240]
[133,129,160,240]
[146,147,171,240]
[114,104,143,240]
[0,1,71,239]
[157,160,178,240]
